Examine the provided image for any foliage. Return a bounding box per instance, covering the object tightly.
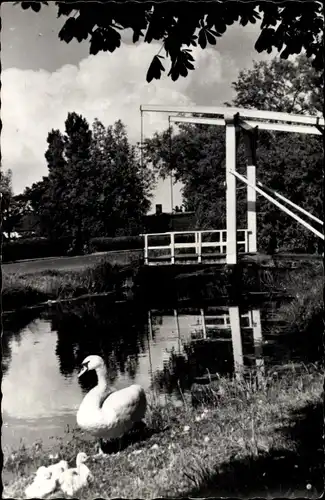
[89,119,152,237]
[1,169,13,236]
[17,1,324,83]
[1,170,32,239]
[1,169,12,211]
[2,235,146,262]
[2,236,73,263]
[24,114,152,252]
[229,55,323,115]
[89,235,144,252]
[2,258,129,311]
[143,56,324,253]
[231,56,324,253]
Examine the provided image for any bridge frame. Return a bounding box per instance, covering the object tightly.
[140,104,324,265]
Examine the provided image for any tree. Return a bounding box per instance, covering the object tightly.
[24,177,50,234]
[1,169,14,237]
[230,56,324,253]
[25,113,153,248]
[143,124,232,229]
[1,169,13,213]
[63,112,94,251]
[90,118,153,237]
[144,56,324,253]
[25,114,93,248]
[1,169,31,238]
[18,1,324,85]
[25,114,94,252]
[229,55,323,115]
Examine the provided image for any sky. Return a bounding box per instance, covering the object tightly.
[1,2,272,213]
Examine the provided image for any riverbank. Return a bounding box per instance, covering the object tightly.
[3,364,323,499]
[2,257,139,312]
[3,257,323,314]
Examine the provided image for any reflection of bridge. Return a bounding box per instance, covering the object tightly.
[148,306,264,380]
[140,104,324,266]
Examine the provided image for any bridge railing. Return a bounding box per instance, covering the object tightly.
[141,229,250,264]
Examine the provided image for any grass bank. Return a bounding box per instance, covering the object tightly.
[2,258,139,312]
[273,262,324,334]
[3,365,323,499]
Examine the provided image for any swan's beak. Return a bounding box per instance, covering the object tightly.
[78,365,88,378]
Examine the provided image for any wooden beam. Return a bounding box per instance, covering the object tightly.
[229,306,244,379]
[231,171,325,240]
[148,310,153,342]
[170,233,175,264]
[247,164,257,253]
[144,234,148,264]
[242,126,258,253]
[169,115,323,136]
[225,117,238,265]
[140,104,324,127]
[251,309,265,378]
[257,181,324,226]
[200,309,207,339]
[174,309,181,353]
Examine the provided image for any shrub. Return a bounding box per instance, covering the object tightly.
[89,236,144,252]
[2,237,73,263]
[89,233,202,253]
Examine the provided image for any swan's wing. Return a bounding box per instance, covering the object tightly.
[99,387,114,409]
[102,385,146,421]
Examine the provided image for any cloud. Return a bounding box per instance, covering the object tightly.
[1,43,225,200]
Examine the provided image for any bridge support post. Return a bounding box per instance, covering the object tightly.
[252,309,265,379]
[225,116,238,265]
[229,305,244,379]
[241,123,258,253]
[144,234,149,264]
[247,164,257,253]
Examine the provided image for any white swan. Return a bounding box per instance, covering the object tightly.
[58,452,93,497]
[76,355,147,451]
[25,466,57,499]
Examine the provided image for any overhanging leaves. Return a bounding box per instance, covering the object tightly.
[146,55,165,83]
[17,1,324,81]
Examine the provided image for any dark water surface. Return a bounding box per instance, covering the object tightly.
[2,294,321,451]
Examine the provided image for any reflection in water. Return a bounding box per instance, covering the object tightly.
[149,303,311,394]
[149,306,266,393]
[50,299,148,389]
[2,318,85,449]
[2,296,322,450]
[2,309,41,377]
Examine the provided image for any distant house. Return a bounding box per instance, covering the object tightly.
[143,204,196,233]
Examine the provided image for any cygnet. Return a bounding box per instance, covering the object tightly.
[25,466,57,499]
[47,459,68,481]
[59,452,93,497]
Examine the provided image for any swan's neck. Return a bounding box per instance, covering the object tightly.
[76,460,84,470]
[78,365,111,418]
[95,366,109,391]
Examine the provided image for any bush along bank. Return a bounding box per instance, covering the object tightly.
[2,237,73,263]
[2,235,141,263]
[2,364,323,499]
[2,259,138,312]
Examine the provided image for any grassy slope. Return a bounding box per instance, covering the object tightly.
[2,256,140,311]
[3,366,323,499]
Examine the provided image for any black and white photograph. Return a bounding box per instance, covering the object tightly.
[1,1,324,498]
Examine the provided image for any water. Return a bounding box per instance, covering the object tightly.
[2,296,320,451]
